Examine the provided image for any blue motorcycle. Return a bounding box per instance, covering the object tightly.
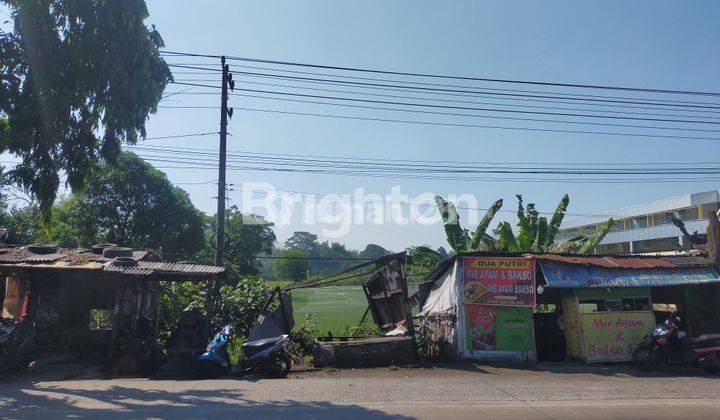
[198,325,292,379]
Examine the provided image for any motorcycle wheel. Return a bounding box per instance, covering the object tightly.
[632,344,662,371]
[261,353,292,379]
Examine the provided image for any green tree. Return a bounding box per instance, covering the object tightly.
[284,231,318,252]
[0,203,41,244]
[0,0,171,217]
[200,208,276,277]
[44,152,205,257]
[312,241,356,275]
[359,243,392,260]
[272,249,310,282]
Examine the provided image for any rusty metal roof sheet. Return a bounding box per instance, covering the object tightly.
[104,261,224,276]
[532,253,713,269]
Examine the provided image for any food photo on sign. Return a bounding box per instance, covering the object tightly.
[463,257,536,306]
[466,304,497,351]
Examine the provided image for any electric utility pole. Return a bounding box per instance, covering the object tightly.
[215,56,234,266]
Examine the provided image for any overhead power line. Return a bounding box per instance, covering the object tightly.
[129,144,720,174]
[161,83,720,121]
[132,153,720,184]
[166,82,720,133]
[170,64,720,115]
[224,63,720,109]
[173,105,720,142]
[160,50,720,97]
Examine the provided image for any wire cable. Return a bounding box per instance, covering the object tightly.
[160,50,720,97]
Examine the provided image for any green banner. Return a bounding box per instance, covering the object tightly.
[465,305,534,352]
[496,307,534,351]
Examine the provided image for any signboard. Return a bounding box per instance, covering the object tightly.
[581,311,654,362]
[463,257,535,306]
[466,304,534,352]
[541,262,720,288]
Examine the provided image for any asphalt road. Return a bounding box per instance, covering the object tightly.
[2,364,720,419]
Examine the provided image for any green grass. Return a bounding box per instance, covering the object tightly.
[289,283,420,336]
[291,286,373,336]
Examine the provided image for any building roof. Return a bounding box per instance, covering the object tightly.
[0,246,224,279]
[561,190,720,229]
[533,253,714,269]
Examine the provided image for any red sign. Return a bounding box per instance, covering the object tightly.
[466,304,497,350]
[463,257,535,307]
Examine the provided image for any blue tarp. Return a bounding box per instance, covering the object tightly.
[540,261,720,288]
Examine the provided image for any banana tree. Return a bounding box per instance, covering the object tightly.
[434,196,503,254]
[434,193,613,255]
[495,194,570,253]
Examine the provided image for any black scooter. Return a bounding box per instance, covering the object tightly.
[0,315,35,375]
[197,325,292,379]
[633,315,720,373]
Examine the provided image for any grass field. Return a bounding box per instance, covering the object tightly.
[288,283,420,336]
[290,286,371,336]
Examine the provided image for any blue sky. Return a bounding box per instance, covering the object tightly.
[6,1,720,251]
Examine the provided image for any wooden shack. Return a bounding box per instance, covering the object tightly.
[0,244,225,372]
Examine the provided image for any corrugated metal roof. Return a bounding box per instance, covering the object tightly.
[0,246,223,278]
[533,253,713,269]
[104,261,224,276]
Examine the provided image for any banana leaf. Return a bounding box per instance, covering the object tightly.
[546,194,569,245]
[579,218,614,254]
[435,196,469,253]
[496,222,519,252]
[516,194,528,231]
[526,203,539,240]
[549,235,586,253]
[532,216,548,251]
[408,246,445,268]
[470,198,503,250]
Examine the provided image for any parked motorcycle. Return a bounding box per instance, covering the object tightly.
[197,325,292,379]
[0,315,36,375]
[633,315,720,373]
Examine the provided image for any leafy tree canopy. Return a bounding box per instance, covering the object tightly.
[358,243,393,260]
[200,207,276,278]
[284,231,318,252]
[0,0,171,217]
[272,248,310,282]
[45,151,205,257]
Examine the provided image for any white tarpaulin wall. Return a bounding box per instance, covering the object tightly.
[419,259,459,316]
[418,257,536,363]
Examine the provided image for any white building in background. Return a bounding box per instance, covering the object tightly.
[558,191,720,254]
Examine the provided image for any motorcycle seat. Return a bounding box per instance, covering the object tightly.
[243,336,283,351]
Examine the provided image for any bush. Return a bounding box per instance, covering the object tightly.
[157,281,206,345]
[288,313,318,363]
[218,277,268,338]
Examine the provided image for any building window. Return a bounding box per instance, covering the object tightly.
[596,242,631,254]
[611,219,625,232]
[634,237,680,253]
[701,203,719,218]
[628,216,648,229]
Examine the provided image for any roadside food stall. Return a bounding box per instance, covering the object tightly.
[418,253,537,363]
[535,254,720,363]
[417,252,720,364]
